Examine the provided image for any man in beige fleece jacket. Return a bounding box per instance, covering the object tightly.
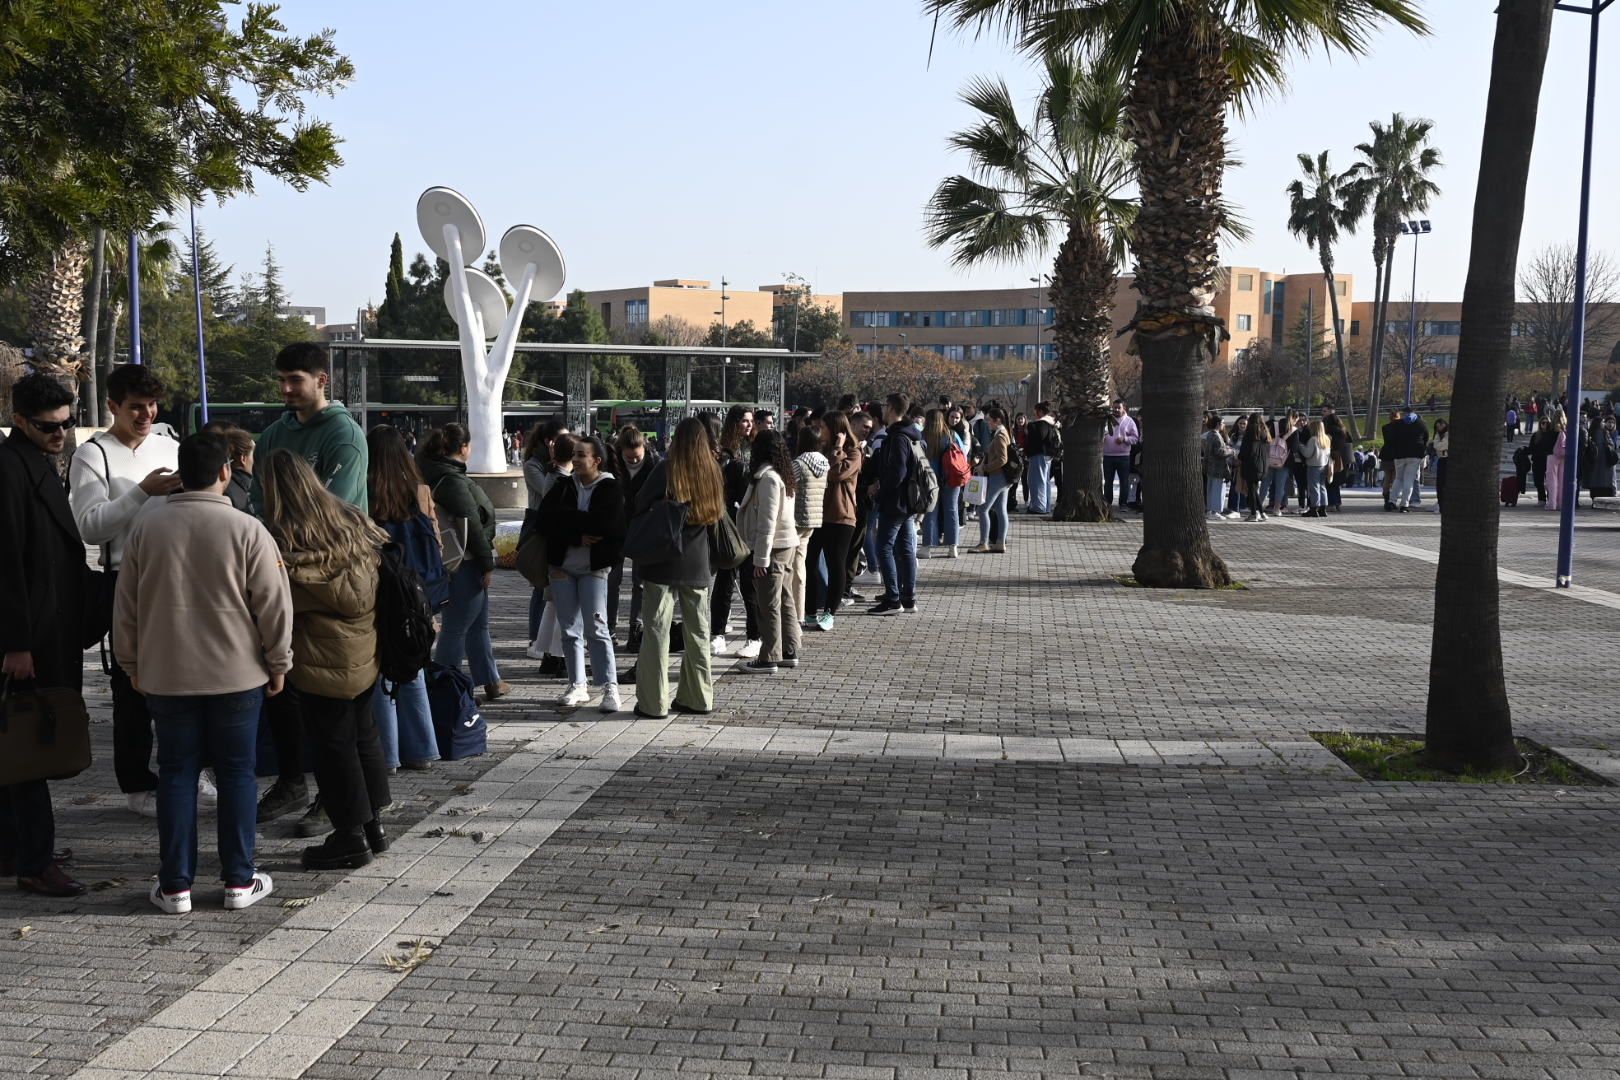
[114,433,293,915]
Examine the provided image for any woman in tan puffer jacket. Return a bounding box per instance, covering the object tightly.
[260,450,391,874]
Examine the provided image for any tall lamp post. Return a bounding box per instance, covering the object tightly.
[1556,0,1609,588]
[1029,274,1047,404]
[1398,219,1432,409]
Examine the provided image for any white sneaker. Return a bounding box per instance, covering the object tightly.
[736,639,762,660]
[711,635,732,657]
[946,545,959,558]
[127,791,157,819]
[223,871,274,911]
[558,684,590,708]
[197,770,218,807]
[525,641,547,661]
[918,545,932,559]
[599,684,622,713]
[149,879,191,915]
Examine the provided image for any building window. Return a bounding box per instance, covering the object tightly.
[943,344,964,362]
[600,302,613,328]
[1351,319,1361,336]
[1262,280,1274,315]
[1425,320,1462,337]
[1430,353,1458,369]
[1041,343,1055,362]
[897,311,916,327]
[962,310,986,327]
[1337,280,1348,296]
[1335,319,1344,335]
[1237,274,1254,291]
[625,299,648,325]
[942,310,963,328]
[919,311,934,327]
[1235,314,1253,332]
[850,311,870,328]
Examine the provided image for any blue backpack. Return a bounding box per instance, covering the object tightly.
[384,512,449,610]
[424,662,486,760]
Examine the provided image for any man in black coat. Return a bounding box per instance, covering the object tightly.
[0,373,89,897]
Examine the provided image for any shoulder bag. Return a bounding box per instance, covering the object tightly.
[430,476,469,574]
[623,499,688,567]
[0,677,91,787]
[709,512,751,571]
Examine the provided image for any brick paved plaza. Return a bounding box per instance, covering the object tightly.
[9,490,1620,1080]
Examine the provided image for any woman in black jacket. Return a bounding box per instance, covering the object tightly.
[709,405,760,659]
[540,436,626,712]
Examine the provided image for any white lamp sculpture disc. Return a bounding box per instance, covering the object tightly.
[416,186,486,266]
[442,268,508,340]
[498,226,567,301]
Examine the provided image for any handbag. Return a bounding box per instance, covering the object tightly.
[709,513,751,571]
[964,475,988,505]
[430,477,468,574]
[623,499,688,567]
[0,677,92,787]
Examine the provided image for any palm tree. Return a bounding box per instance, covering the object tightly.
[928,0,1428,587]
[1345,113,1441,422]
[924,51,1135,522]
[1286,151,1362,440]
[1427,0,1554,772]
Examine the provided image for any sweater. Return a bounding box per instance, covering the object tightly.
[420,454,499,574]
[823,443,862,527]
[69,429,180,570]
[1102,415,1139,457]
[285,543,380,700]
[791,452,829,531]
[737,466,797,567]
[113,491,293,696]
[249,403,369,514]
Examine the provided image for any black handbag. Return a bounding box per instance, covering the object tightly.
[623,499,688,567]
[709,513,751,571]
[0,677,92,787]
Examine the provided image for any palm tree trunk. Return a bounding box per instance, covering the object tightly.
[1427,0,1554,772]
[1367,247,1387,428]
[1122,22,1233,587]
[1374,241,1399,413]
[82,228,106,426]
[1050,219,1113,523]
[26,240,89,463]
[1320,259,1359,440]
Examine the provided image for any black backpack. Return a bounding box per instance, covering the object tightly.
[1003,437,1025,481]
[375,541,436,697]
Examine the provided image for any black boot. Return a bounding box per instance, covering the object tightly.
[302,827,374,871]
[364,820,390,855]
[626,625,643,654]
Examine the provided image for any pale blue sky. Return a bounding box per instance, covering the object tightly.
[198,0,1615,322]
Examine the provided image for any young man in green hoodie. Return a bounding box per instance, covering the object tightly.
[249,342,368,515]
[251,340,369,829]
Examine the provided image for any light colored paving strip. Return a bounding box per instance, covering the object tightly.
[1272,516,1620,611]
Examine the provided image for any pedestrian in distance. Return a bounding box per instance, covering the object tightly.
[1300,420,1333,518]
[259,449,392,872]
[870,393,924,611]
[540,435,627,711]
[116,432,291,914]
[805,411,862,631]
[736,428,800,673]
[973,406,1015,552]
[711,406,760,660]
[789,424,829,625]
[1239,413,1270,522]
[202,421,257,513]
[608,425,660,651]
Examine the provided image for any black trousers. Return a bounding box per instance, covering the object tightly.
[268,681,305,786]
[109,655,158,794]
[1290,461,1308,508]
[710,564,760,640]
[0,780,54,876]
[807,523,855,616]
[302,687,389,833]
[846,502,870,583]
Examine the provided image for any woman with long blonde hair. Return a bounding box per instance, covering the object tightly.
[259,450,393,872]
[626,417,724,717]
[1300,419,1333,518]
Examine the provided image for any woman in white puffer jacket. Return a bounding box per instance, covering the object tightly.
[736,429,800,675]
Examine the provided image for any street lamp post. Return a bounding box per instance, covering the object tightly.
[1399,219,1432,410]
[1557,0,1610,588]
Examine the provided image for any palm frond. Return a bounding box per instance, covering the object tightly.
[924,174,1053,268]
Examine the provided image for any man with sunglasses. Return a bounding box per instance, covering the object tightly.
[0,373,90,897]
[68,365,183,819]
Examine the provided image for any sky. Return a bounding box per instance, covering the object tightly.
[196,0,1617,323]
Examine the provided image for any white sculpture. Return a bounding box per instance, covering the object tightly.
[416,187,566,474]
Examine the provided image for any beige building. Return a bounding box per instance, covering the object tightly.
[582,279,776,339]
[1216,268,1354,367]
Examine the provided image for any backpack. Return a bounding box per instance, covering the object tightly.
[1266,439,1290,470]
[899,434,940,514]
[375,541,437,697]
[941,443,972,488]
[1002,437,1025,482]
[383,513,449,610]
[424,661,486,760]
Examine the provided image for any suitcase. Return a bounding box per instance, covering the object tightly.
[1500,476,1519,507]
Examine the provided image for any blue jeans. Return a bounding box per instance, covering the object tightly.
[435,563,500,685]
[148,687,264,893]
[371,673,439,770]
[1102,456,1131,506]
[1026,454,1053,514]
[552,570,617,687]
[862,515,880,576]
[1265,467,1289,509]
[527,587,545,642]
[979,474,1010,544]
[1306,465,1328,508]
[923,487,961,547]
[1205,476,1227,514]
[876,509,918,605]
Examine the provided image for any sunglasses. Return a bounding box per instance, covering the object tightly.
[26,416,77,435]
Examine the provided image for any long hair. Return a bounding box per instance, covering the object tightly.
[1245,412,1270,448]
[923,408,951,458]
[1309,419,1330,450]
[418,423,470,466]
[822,409,855,453]
[750,429,796,497]
[524,417,566,461]
[203,420,255,468]
[261,449,386,566]
[667,417,724,527]
[720,404,751,454]
[794,422,823,457]
[1324,413,1346,442]
[368,426,425,524]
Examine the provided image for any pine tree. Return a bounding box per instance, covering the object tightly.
[378,233,406,336]
[259,243,286,317]
[182,227,235,315]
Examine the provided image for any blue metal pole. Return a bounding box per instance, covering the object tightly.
[190,201,210,425]
[127,231,142,365]
[1556,0,1604,587]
